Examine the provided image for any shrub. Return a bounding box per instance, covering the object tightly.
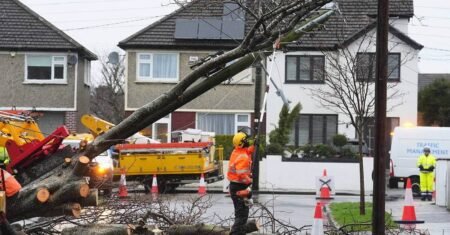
[267,103,301,154]
[333,134,347,148]
[314,144,336,158]
[215,135,234,160]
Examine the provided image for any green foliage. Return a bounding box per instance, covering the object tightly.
[419,79,450,126]
[215,135,234,160]
[333,134,347,147]
[267,103,302,154]
[329,202,396,232]
[300,144,336,158]
[340,147,358,158]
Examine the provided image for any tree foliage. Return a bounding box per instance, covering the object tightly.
[418,79,450,126]
[267,103,301,154]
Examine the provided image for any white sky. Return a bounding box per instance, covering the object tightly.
[19,0,450,81]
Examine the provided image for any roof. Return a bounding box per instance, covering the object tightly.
[418,74,450,91]
[0,0,97,60]
[119,0,419,51]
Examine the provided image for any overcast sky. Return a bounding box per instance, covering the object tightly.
[19,0,450,80]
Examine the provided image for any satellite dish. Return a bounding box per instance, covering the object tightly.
[108,52,120,65]
[67,55,78,65]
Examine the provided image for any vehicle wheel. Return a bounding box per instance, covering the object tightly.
[388,177,398,189]
[410,176,421,197]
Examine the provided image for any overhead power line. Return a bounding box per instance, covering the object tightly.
[63,15,165,31]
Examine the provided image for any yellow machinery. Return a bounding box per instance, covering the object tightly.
[0,111,45,147]
[79,114,224,192]
[115,142,224,192]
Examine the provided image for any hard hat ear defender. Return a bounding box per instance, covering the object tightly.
[233,132,249,148]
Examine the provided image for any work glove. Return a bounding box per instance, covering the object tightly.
[419,165,424,171]
[428,166,435,172]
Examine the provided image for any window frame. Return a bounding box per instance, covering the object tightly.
[84,59,91,86]
[293,114,338,146]
[24,54,68,84]
[285,55,325,84]
[356,52,401,82]
[136,52,179,83]
[196,112,251,135]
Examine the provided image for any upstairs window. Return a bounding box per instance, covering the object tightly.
[26,55,67,82]
[286,55,325,83]
[84,59,91,86]
[137,53,178,82]
[356,53,401,81]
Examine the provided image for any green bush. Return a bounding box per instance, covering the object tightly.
[314,144,336,158]
[267,103,301,154]
[215,135,234,160]
[333,134,347,147]
[340,147,357,158]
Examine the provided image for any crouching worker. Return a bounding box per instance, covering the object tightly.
[228,131,254,235]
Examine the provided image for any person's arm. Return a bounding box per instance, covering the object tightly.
[417,156,424,170]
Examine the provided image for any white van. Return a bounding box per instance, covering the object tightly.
[389,127,450,194]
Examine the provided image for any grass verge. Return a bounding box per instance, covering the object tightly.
[329,202,397,232]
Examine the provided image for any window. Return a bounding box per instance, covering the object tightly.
[292,114,337,146]
[140,115,171,143]
[356,53,400,81]
[84,60,91,86]
[285,55,324,83]
[26,55,67,82]
[197,113,250,135]
[363,116,399,157]
[137,53,178,82]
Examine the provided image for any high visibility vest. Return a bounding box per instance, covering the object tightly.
[227,147,252,184]
[417,154,436,173]
[0,147,8,162]
[0,169,21,197]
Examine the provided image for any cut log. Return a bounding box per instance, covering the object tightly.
[73,156,90,177]
[36,187,50,203]
[49,181,90,205]
[79,189,98,207]
[61,224,131,235]
[167,220,259,235]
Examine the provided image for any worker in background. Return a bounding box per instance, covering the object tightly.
[227,131,254,235]
[417,146,436,201]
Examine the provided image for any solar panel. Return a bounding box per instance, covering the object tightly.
[223,2,244,21]
[198,19,222,39]
[221,20,245,40]
[174,19,199,39]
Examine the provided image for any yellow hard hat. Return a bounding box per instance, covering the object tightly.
[233,132,248,148]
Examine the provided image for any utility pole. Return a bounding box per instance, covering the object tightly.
[252,61,263,191]
[373,0,389,234]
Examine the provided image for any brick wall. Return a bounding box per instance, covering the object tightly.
[65,111,77,133]
[172,112,195,131]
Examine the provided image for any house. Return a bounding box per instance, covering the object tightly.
[266,0,423,154]
[0,0,97,134]
[118,0,259,142]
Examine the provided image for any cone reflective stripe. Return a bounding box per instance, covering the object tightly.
[311,202,324,235]
[316,169,333,200]
[198,173,207,195]
[151,174,158,194]
[118,168,128,198]
[394,178,424,227]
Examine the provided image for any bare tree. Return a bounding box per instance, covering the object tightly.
[304,20,415,214]
[6,0,335,224]
[90,52,125,124]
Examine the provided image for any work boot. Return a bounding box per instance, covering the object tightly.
[427,194,432,201]
[421,195,426,201]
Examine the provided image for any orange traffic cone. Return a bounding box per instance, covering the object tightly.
[316,169,333,200]
[394,178,424,229]
[311,202,324,235]
[198,173,207,195]
[151,174,159,194]
[118,168,128,198]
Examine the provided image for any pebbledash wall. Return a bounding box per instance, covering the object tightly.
[222,156,374,193]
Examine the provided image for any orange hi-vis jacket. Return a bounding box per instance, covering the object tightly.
[227,146,254,185]
[0,169,21,197]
